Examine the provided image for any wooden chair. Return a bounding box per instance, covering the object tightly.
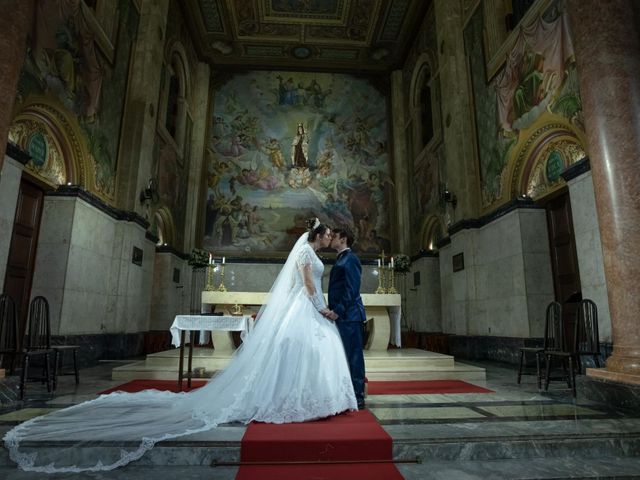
[0,293,20,375]
[575,299,601,373]
[517,301,561,389]
[29,296,80,389]
[22,295,56,399]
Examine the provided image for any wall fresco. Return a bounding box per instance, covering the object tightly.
[465,0,583,207]
[203,71,391,255]
[15,0,138,198]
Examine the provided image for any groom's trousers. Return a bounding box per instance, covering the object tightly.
[336,321,365,406]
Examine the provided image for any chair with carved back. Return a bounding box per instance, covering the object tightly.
[517,301,561,389]
[22,295,56,399]
[30,296,80,389]
[0,293,20,375]
[575,299,601,373]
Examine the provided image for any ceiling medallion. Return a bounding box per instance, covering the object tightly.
[291,45,312,60]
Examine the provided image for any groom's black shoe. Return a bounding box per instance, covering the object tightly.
[357,401,366,410]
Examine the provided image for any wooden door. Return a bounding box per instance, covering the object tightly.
[3,178,44,344]
[546,191,581,350]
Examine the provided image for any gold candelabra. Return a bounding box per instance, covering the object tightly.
[386,265,397,294]
[375,266,386,294]
[205,264,215,291]
[217,264,227,292]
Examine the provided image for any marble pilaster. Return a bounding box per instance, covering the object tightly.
[390,70,411,254]
[115,0,170,215]
[568,0,640,382]
[0,0,34,170]
[0,157,24,283]
[182,62,211,251]
[434,0,479,220]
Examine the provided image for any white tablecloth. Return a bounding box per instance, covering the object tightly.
[389,306,401,347]
[170,315,253,347]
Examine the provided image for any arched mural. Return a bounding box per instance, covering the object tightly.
[464,0,585,208]
[203,71,391,255]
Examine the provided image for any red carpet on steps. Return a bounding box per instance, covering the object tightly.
[99,378,491,395]
[236,410,403,480]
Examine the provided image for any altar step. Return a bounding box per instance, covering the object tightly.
[111,348,486,382]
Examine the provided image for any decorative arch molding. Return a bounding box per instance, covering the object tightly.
[420,214,444,251]
[165,40,192,101]
[507,113,586,200]
[407,50,442,160]
[154,205,176,247]
[8,97,93,190]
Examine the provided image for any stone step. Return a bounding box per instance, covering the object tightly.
[2,419,638,469]
[112,348,469,382]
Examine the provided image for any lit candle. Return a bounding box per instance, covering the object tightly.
[391,257,394,269]
[377,259,381,267]
[209,253,212,265]
[222,256,226,264]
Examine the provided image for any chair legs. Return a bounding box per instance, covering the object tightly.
[517,350,525,384]
[544,353,577,398]
[19,352,54,400]
[535,352,542,390]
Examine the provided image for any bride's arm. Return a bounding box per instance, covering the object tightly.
[300,264,327,312]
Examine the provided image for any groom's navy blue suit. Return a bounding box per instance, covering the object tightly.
[329,248,366,407]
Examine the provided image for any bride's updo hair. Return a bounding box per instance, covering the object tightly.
[306,217,329,242]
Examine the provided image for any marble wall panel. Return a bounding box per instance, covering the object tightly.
[567,172,612,342]
[404,257,442,332]
[439,208,553,339]
[149,252,189,331]
[30,197,75,334]
[0,157,23,283]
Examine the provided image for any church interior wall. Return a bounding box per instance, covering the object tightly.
[566,170,612,343]
[30,195,155,338]
[0,156,23,284]
[149,252,191,331]
[403,256,442,333]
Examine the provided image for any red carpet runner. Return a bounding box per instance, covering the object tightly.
[100,379,491,395]
[236,410,403,480]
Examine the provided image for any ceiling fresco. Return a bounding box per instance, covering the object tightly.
[182,0,429,73]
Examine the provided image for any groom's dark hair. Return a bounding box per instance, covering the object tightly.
[333,228,355,248]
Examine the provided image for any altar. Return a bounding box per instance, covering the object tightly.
[201,291,402,352]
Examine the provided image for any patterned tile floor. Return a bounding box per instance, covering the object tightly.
[0,359,639,479]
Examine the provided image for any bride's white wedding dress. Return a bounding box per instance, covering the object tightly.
[4,233,357,472]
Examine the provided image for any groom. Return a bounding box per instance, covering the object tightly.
[325,228,367,410]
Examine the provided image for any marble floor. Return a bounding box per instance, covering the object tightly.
[0,358,639,479]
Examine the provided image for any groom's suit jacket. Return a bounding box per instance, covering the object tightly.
[328,249,366,322]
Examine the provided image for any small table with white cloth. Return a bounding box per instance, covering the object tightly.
[170,314,253,390]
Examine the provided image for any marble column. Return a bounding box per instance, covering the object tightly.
[0,0,34,172]
[390,70,411,254]
[568,0,640,383]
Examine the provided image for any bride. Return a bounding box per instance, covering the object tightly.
[4,218,357,473]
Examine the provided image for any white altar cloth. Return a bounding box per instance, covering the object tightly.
[170,315,253,347]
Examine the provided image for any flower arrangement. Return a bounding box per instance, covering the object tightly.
[188,248,210,268]
[393,254,411,273]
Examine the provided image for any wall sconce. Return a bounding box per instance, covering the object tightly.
[139,178,159,204]
[441,185,457,208]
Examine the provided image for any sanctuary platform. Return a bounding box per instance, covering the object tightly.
[111,347,487,383]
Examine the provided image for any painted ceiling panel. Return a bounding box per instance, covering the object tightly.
[184,0,429,73]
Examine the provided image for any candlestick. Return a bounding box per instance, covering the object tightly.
[217,264,227,292]
[209,253,212,265]
[375,266,386,294]
[222,256,226,265]
[205,264,215,291]
[387,264,397,294]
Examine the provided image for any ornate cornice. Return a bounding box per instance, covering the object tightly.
[560,156,591,182]
[48,185,149,229]
[5,142,30,165]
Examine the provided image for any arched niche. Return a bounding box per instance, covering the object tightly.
[507,113,586,200]
[153,205,176,247]
[8,98,92,190]
[408,51,441,158]
[420,214,445,252]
